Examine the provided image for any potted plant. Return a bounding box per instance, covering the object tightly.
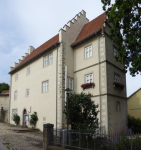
[29,112,38,128]
[113,82,125,90]
[12,114,20,126]
[81,82,95,89]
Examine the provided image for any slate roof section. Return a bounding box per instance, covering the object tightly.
[1,90,9,94]
[73,12,106,44]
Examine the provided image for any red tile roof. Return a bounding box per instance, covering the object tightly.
[17,34,59,67]
[74,12,106,44]
[1,90,9,94]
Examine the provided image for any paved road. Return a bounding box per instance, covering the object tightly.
[0,138,7,150]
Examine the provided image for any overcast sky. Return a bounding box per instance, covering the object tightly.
[0,0,140,97]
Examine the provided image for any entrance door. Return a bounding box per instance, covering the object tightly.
[23,109,27,126]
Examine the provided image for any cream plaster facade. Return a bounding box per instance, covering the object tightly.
[0,93,9,122]
[9,10,127,132]
[127,88,141,119]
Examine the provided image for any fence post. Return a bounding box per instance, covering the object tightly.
[79,128,81,150]
[130,129,132,150]
[1,107,4,122]
[43,123,54,150]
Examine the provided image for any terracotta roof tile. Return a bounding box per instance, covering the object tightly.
[74,12,106,44]
[1,90,9,94]
[17,34,59,67]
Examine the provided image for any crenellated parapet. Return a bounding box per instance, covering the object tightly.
[9,46,35,73]
[59,10,89,43]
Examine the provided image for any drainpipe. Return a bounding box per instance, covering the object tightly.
[96,32,101,132]
[55,44,58,136]
[9,75,12,124]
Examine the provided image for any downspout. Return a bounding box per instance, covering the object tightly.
[56,45,58,135]
[96,32,101,131]
[9,75,12,124]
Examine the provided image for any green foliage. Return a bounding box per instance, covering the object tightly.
[128,115,141,133]
[63,92,99,130]
[101,0,141,76]
[12,114,20,126]
[0,82,9,93]
[29,112,38,128]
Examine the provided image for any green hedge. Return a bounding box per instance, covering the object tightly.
[128,115,141,133]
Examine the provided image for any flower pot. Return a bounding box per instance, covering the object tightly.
[113,82,124,90]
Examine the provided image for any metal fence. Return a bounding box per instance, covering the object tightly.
[49,129,141,150]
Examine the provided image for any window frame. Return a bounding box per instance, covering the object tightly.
[85,74,93,83]
[116,101,120,112]
[67,78,73,90]
[85,45,92,59]
[15,74,18,81]
[114,73,120,82]
[43,53,53,67]
[14,91,17,100]
[26,89,29,97]
[27,67,30,75]
[113,47,118,57]
[42,80,49,93]
[12,109,17,118]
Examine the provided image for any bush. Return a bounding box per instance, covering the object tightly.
[63,92,99,130]
[12,114,20,126]
[128,115,141,133]
[29,112,38,128]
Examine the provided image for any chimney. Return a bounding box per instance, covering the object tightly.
[28,46,35,54]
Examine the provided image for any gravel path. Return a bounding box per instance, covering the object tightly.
[0,123,43,150]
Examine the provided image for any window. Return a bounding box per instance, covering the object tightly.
[67,78,73,90]
[116,102,120,111]
[114,74,120,82]
[85,74,93,83]
[85,45,92,59]
[49,53,53,65]
[44,55,48,67]
[26,89,29,97]
[14,91,17,100]
[15,74,18,81]
[114,47,118,56]
[42,81,49,93]
[12,109,17,118]
[27,67,30,75]
[44,53,53,67]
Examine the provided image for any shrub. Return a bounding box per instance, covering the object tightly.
[12,114,20,126]
[128,115,141,133]
[63,92,99,130]
[29,112,38,128]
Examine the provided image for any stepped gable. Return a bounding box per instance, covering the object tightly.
[74,12,106,44]
[1,90,9,94]
[15,34,59,68]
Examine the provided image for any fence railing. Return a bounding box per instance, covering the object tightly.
[49,129,141,150]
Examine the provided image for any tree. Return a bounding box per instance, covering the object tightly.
[63,92,99,130]
[101,0,141,76]
[0,83,9,93]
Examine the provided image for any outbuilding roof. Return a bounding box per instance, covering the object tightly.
[1,90,9,94]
